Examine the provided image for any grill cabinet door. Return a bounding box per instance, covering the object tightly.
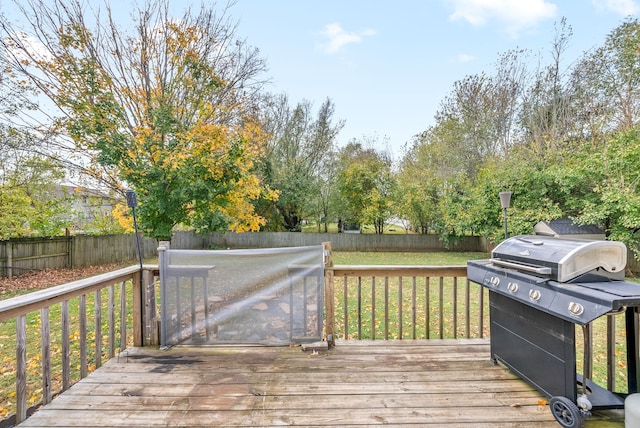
[489,292,577,401]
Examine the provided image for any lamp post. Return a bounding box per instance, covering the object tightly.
[499,191,512,240]
[126,189,145,346]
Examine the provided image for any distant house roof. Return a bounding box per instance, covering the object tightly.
[534,219,604,238]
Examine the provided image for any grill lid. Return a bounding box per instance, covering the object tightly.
[491,235,627,283]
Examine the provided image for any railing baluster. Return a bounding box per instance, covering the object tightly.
[62,300,70,391]
[398,277,403,339]
[479,283,485,339]
[343,276,348,340]
[79,294,87,379]
[412,276,417,340]
[120,280,127,352]
[357,277,362,339]
[41,307,51,404]
[425,277,431,339]
[384,277,389,340]
[95,290,102,369]
[438,277,444,339]
[108,285,115,358]
[607,314,616,391]
[465,279,471,338]
[371,277,376,340]
[16,314,27,424]
[452,277,458,339]
[190,277,197,338]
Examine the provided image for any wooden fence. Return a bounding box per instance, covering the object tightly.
[0,235,158,278]
[3,232,640,280]
[0,232,485,279]
[172,231,488,252]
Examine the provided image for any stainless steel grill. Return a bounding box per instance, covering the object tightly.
[468,235,640,428]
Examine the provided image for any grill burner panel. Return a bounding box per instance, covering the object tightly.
[468,259,640,325]
[491,235,627,282]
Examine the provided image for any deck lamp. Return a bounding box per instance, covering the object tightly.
[499,191,512,240]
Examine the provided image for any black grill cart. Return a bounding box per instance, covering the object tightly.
[468,236,640,428]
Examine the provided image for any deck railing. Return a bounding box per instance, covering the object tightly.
[0,265,159,425]
[329,265,486,341]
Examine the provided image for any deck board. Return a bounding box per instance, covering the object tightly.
[19,339,624,427]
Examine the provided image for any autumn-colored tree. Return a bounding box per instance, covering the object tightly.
[0,0,275,239]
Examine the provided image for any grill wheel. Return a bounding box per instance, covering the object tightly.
[550,396,584,428]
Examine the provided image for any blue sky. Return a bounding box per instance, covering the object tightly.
[2,0,637,157]
[228,0,640,156]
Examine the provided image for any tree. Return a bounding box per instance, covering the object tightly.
[0,0,274,239]
[520,18,578,149]
[431,50,527,180]
[336,139,396,234]
[257,95,343,231]
[396,138,443,234]
[568,129,640,252]
[571,18,640,136]
[0,127,70,238]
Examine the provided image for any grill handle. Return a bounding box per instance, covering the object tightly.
[489,258,552,275]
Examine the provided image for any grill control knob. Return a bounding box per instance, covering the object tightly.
[489,276,500,287]
[529,289,541,302]
[507,282,518,293]
[569,302,585,316]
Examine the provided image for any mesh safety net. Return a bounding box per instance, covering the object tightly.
[159,245,325,347]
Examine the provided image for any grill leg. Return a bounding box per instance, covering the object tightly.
[627,306,640,394]
[581,323,593,390]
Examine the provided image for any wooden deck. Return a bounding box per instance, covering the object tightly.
[18,339,624,427]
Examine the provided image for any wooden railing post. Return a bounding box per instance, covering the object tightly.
[323,242,335,347]
[142,268,158,346]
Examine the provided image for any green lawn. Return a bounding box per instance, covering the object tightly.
[332,251,488,265]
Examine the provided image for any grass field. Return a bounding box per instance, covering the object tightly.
[332,251,488,265]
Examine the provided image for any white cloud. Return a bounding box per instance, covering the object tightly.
[319,23,376,54]
[456,53,475,63]
[592,0,640,15]
[8,31,53,63]
[448,0,558,37]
